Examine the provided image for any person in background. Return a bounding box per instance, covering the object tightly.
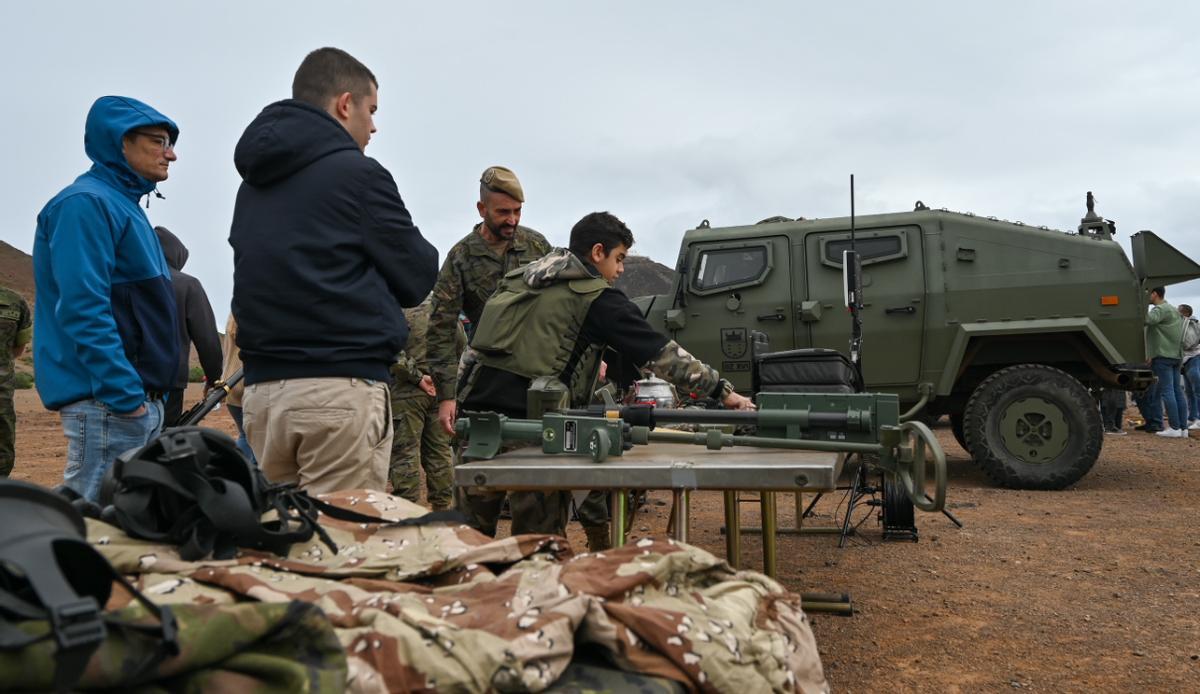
[1177,303,1200,430]
[1099,389,1127,436]
[0,286,31,476]
[388,296,464,510]
[1143,286,1188,438]
[154,226,222,425]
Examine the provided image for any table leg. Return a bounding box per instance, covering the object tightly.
[723,490,740,569]
[672,489,690,543]
[761,491,777,578]
[611,490,628,548]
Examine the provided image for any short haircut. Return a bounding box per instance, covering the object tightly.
[569,212,635,259]
[292,47,378,108]
[1151,286,1166,298]
[1181,304,1193,317]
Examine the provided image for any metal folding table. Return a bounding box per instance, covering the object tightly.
[455,443,844,577]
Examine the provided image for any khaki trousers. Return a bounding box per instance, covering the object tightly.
[243,377,392,494]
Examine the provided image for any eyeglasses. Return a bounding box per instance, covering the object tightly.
[131,130,174,153]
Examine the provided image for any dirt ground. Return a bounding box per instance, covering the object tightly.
[11,384,1199,692]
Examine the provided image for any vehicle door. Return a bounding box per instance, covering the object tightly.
[800,227,925,387]
[678,236,795,392]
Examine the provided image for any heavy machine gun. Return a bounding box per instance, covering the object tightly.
[455,389,946,514]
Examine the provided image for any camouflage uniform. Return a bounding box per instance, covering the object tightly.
[389,298,466,509]
[427,223,552,402]
[0,287,31,477]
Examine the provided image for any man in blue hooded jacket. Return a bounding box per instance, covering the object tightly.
[33,96,180,501]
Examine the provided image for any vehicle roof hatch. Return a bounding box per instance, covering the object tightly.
[1131,230,1200,287]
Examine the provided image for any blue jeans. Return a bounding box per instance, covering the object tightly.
[60,398,164,502]
[1183,357,1200,422]
[226,404,257,464]
[1147,357,1188,431]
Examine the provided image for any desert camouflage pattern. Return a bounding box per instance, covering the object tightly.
[0,286,31,477]
[428,224,551,401]
[643,340,732,401]
[0,600,347,691]
[88,490,828,693]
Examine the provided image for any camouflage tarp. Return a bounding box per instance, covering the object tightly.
[91,490,828,693]
[0,601,347,692]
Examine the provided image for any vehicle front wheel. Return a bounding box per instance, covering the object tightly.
[963,364,1102,490]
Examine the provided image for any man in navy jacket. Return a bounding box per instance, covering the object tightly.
[230,47,438,493]
[33,95,180,501]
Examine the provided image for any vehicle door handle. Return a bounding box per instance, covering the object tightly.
[885,306,917,315]
[757,313,786,322]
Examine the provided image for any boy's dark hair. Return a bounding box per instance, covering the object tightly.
[292,47,378,108]
[1151,286,1166,299]
[569,212,634,259]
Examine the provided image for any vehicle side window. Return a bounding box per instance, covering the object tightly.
[693,246,769,292]
[820,232,907,268]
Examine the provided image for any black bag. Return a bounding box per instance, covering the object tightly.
[753,348,863,394]
[0,480,178,691]
[100,426,466,561]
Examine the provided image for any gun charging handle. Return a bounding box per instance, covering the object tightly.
[877,421,947,512]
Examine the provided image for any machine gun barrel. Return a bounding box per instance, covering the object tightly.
[560,404,870,431]
[639,427,881,454]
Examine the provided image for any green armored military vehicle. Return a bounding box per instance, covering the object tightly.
[636,195,1200,489]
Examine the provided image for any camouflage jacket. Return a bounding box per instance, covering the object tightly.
[89,490,828,693]
[390,297,466,403]
[0,286,31,382]
[428,225,551,401]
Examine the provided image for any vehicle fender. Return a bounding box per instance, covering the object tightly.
[936,318,1123,395]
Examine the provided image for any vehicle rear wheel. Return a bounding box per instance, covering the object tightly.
[949,412,968,453]
[963,364,1102,490]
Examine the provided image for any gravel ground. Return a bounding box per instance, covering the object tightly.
[11,386,1199,692]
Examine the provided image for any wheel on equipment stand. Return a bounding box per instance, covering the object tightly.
[880,472,918,542]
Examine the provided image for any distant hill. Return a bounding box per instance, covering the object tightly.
[616,255,676,298]
[0,241,34,302]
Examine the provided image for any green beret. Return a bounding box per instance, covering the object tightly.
[480,165,524,203]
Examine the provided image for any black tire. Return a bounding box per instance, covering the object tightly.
[949,412,968,453]
[963,364,1102,490]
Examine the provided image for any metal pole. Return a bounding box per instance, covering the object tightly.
[610,490,628,548]
[672,488,689,543]
[723,490,740,569]
[761,491,777,578]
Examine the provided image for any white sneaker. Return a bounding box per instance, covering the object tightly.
[1155,428,1185,438]
[1189,421,1200,430]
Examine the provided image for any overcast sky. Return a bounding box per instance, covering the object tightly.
[3,1,1200,321]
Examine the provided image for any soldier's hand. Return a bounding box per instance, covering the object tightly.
[722,391,756,411]
[418,375,436,397]
[437,399,458,435]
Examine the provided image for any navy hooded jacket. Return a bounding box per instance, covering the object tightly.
[33,96,180,413]
[229,99,438,384]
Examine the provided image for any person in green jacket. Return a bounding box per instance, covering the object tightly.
[1144,285,1188,437]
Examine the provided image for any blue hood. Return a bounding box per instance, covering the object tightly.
[84,96,179,199]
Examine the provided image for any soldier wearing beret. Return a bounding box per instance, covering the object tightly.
[427,166,550,422]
